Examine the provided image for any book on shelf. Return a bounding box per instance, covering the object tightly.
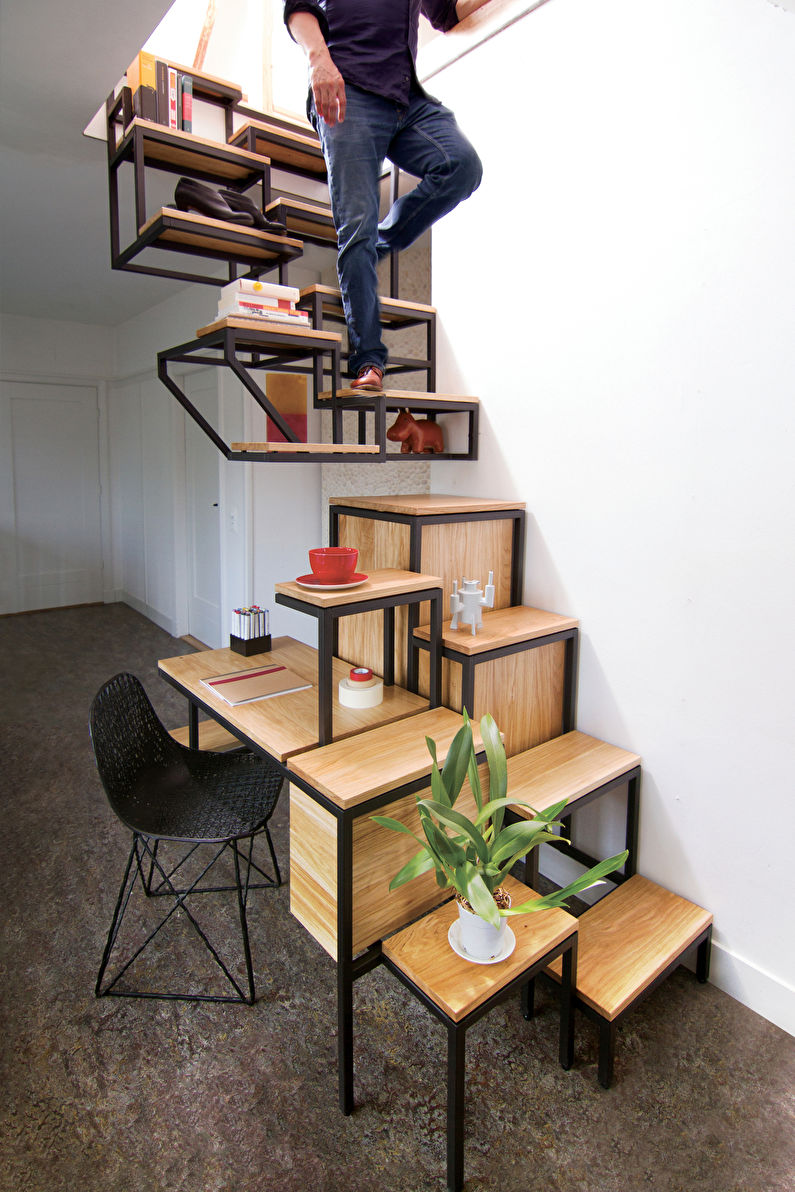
[127,51,158,123]
[217,303,310,324]
[167,66,180,129]
[200,663,311,706]
[220,279,300,302]
[181,74,193,133]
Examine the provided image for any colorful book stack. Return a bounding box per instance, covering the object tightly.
[217,280,310,326]
[127,52,193,132]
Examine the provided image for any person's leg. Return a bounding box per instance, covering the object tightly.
[377,95,482,258]
[313,87,397,378]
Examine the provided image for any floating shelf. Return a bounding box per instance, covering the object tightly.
[267,197,337,246]
[229,118,327,179]
[112,118,269,187]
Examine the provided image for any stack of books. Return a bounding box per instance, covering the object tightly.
[127,52,193,133]
[217,280,310,326]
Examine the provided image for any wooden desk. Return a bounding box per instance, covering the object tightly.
[158,636,428,764]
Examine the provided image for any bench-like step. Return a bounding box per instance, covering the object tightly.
[169,722,243,751]
[137,208,303,270]
[547,874,713,1086]
[298,284,436,328]
[267,197,336,245]
[229,118,326,179]
[229,441,379,456]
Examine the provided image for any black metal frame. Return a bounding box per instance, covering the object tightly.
[274,582,443,744]
[380,928,578,1192]
[157,323,353,462]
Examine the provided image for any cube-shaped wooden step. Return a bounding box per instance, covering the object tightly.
[547,874,713,1086]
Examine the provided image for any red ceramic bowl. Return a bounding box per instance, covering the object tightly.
[308,546,358,582]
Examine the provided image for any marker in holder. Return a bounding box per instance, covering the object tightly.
[230,605,272,655]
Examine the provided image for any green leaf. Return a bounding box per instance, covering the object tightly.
[440,721,474,805]
[489,819,563,867]
[473,796,554,828]
[417,798,490,865]
[429,764,452,808]
[387,847,437,890]
[423,818,467,870]
[370,815,426,847]
[456,864,501,927]
[480,714,507,835]
[425,735,439,769]
[501,851,629,914]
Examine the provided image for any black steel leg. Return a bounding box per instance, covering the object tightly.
[338,814,355,1114]
[521,978,536,1020]
[318,610,333,745]
[188,701,199,749]
[559,935,577,1070]
[383,607,395,686]
[429,590,442,708]
[625,771,641,877]
[696,927,712,983]
[598,1019,616,1089]
[447,1024,466,1192]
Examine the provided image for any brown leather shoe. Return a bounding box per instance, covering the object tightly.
[350,365,384,392]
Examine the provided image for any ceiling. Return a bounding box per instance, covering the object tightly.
[0,0,190,326]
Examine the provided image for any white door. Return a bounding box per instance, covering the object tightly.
[0,380,103,613]
[184,372,222,647]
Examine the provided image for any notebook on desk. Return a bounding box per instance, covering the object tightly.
[201,663,311,706]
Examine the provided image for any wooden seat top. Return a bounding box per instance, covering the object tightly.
[507,731,641,816]
[328,493,526,516]
[288,706,481,808]
[414,605,578,655]
[382,875,576,1022]
[275,567,443,609]
[548,875,713,1021]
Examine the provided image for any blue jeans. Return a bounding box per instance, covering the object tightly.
[312,85,482,377]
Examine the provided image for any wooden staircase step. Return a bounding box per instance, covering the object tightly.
[137,208,303,268]
[169,722,244,751]
[196,315,340,343]
[118,118,267,186]
[505,730,641,816]
[229,118,327,178]
[414,605,579,655]
[298,284,436,327]
[318,388,478,408]
[267,197,336,245]
[547,874,713,1021]
[229,441,379,456]
[329,493,526,517]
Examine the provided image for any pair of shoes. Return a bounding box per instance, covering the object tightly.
[350,364,384,391]
[218,189,286,234]
[174,177,254,224]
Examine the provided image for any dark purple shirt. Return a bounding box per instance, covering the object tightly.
[284,0,460,106]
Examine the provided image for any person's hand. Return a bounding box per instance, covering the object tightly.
[310,51,346,126]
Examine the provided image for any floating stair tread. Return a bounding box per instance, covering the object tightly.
[288,707,486,809]
[169,722,243,751]
[229,119,326,176]
[119,118,269,180]
[383,876,576,1022]
[329,493,526,516]
[547,875,712,1020]
[506,731,640,816]
[229,441,379,456]
[299,284,436,322]
[268,198,336,242]
[414,605,578,654]
[138,208,302,262]
[318,388,478,404]
[196,316,341,342]
[276,567,443,609]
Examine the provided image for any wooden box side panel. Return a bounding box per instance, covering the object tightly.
[351,775,481,955]
[419,519,516,624]
[336,515,412,685]
[289,785,339,959]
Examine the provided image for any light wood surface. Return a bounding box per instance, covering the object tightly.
[289,786,339,957]
[275,567,443,609]
[299,284,436,321]
[329,494,525,516]
[382,875,577,1022]
[230,119,326,175]
[124,118,268,178]
[318,388,478,404]
[507,731,641,816]
[336,517,411,686]
[195,316,339,341]
[439,639,567,758]
[139,208,302,257]
[414,605,578,655]
[268,199,335,241]
[169,721,243,751]
[288,706,482,808]
[229,441,379,455]
[546,876,712,1021]
[158,636,427,763]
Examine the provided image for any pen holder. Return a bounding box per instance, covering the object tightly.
[230,633,272,657]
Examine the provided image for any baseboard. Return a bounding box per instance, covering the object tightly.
[708,941,794,1038]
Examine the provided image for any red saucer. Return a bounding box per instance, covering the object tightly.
[295,572,369,590]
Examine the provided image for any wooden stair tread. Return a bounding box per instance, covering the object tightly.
[276,567,443,608]
[288,707,484,809]
[268,198,335,242]
[414,605,578,654]
[169,722,243,751]
[196,316,340,342]
[505,731,640,816]
[229,441,379,455]
[318,388,478,405]
[138,208,303,264]
[547,875,713,1020]
[121,118,268,181]
[299,284,436,322]
[382,876,576,1022]
[229,119,326,176]
[329,494,526,516]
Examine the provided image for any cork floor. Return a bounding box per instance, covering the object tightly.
[1,603,793,1192]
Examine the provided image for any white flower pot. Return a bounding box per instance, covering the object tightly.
[456,899,509,961]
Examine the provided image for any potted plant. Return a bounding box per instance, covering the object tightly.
[372,712,628,962]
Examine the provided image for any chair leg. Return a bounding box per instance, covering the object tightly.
[96,837,138,997]
[233,841,256,1005]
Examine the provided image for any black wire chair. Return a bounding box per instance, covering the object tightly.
[89,672,284,1005]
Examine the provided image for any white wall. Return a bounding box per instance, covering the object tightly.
[429,0,795,1033]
